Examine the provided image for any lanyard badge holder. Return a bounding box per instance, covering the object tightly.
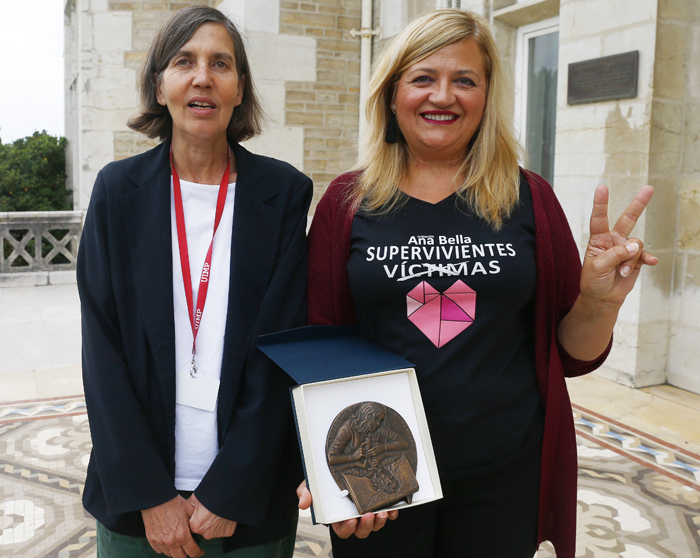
[171,145,231,411]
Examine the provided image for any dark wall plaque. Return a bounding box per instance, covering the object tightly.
[567,50,639,105]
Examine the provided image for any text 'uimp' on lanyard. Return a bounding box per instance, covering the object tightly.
[171,145,231,378]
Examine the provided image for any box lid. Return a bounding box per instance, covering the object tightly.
[257,325,413,384]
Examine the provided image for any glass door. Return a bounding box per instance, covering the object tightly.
[515,18,559,185]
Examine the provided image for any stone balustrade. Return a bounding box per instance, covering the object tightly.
[0,211,83,287]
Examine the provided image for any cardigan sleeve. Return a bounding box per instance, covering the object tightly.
[307,173,359,326]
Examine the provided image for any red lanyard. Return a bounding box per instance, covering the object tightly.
[171,145,231,377]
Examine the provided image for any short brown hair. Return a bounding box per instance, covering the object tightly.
[128,6,264,143]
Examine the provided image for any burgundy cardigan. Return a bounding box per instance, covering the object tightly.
[307,170,611,558]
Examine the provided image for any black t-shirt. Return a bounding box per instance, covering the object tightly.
[348,176,543,476]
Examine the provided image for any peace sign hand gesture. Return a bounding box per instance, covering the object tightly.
[557,185,658,363]
[580,185,658,306]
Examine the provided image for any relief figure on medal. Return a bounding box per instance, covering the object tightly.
[326,402,419,514]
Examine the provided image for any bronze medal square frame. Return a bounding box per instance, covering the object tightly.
[326,402,420,514]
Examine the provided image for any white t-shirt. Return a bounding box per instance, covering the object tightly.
[171,177,236,491]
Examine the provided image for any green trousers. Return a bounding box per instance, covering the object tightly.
[96,520,297,558]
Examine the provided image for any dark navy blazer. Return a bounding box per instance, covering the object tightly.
[77,141,311,550]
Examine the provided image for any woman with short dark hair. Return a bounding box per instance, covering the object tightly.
[299,8,656,558]
[128,6,263,143]
[78,6,311,557]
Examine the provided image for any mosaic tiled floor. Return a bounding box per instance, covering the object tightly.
[1,397,698,557]
[566,404,700,558]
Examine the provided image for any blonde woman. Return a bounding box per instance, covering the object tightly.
[299,9,656,558]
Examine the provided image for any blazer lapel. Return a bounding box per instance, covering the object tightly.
[117,142,284,442]
[122,143,177,435]
[217,143,282,437]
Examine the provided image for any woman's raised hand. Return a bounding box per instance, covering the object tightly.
[558,185,658,362]
[296,480,399,539]
[580,185,657,307]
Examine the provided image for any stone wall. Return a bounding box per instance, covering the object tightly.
[664,0,700,394]
[554,0,662,388]
[277,0,362,208]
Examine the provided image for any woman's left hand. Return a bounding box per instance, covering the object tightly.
[187,494,237,540]
[558,185,658,362]
[580,184,658,306]
[296,480,398,539]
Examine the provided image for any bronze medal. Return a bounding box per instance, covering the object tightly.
[326,402,419,515]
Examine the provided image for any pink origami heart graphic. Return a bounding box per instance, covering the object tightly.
[407,280,476,348]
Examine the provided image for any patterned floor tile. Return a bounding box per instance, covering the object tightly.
[296,511,333,557]
[1,397,699,557]
[573,405,700,488]
[0,397,87,424]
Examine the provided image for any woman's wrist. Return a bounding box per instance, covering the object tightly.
[575,292,622,323]
[557,295,617,362]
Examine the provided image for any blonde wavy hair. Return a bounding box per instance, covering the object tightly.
[352,9,522,230]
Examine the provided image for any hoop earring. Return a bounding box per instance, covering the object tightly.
[385,105,399,144]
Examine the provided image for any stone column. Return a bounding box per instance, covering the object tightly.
[555,0,671,388]
[70,0,138,212]
[663,0,700,394]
